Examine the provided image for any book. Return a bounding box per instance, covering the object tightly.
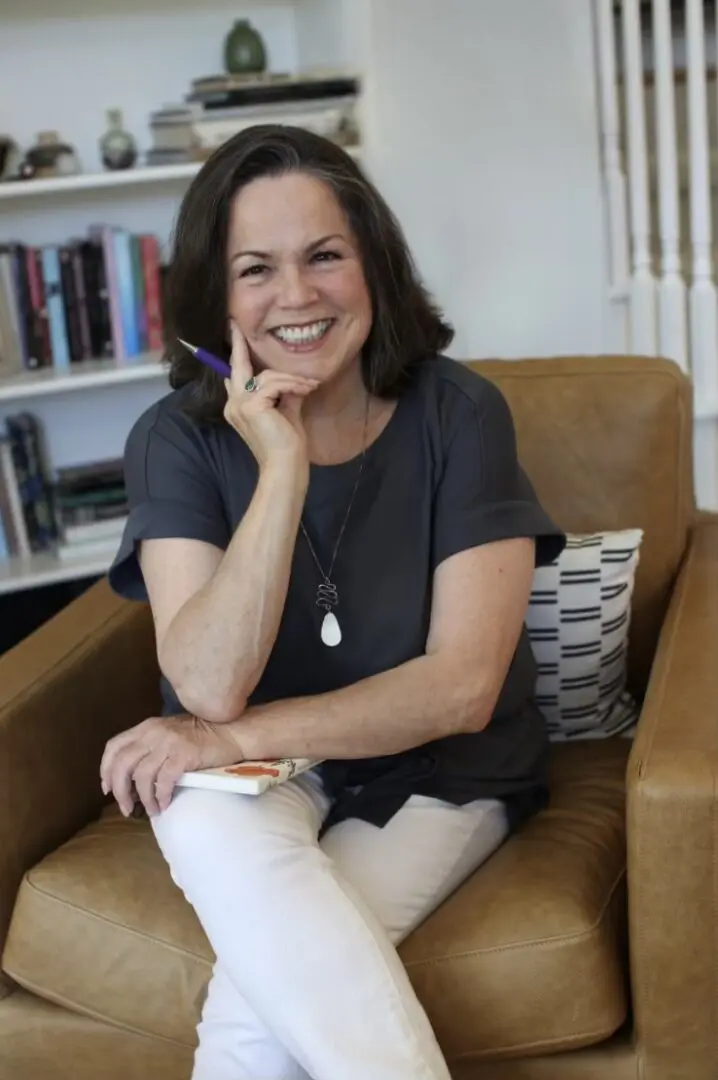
[176,757,319,795]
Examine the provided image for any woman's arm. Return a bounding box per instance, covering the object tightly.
[139,322,319,724]
[141,457,308,724]
[101,536,535,816]
[228,536,536,758]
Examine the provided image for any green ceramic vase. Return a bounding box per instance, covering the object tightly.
[223,19,267,75]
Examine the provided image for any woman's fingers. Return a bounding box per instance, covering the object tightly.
[224,373,319,423]
[109,744,153,817]
[228,319,254,390]
[154,756,187,813]
[100,722,147,794]
[132,753,167,817]
[247,374,319,402]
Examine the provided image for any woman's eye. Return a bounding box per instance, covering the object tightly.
[312,250,340,264]
[239,264,268,279]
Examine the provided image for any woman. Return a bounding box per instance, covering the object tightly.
[101,124,565,1080]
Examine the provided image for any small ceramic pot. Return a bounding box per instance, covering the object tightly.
[24,131,81,177]
[223,19,267,75]
[100,109,138,171]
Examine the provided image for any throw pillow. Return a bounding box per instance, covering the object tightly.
[526,529,643,741]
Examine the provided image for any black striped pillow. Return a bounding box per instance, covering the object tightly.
[526,529,643,741]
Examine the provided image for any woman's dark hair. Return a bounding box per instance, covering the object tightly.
[164,124,453,419]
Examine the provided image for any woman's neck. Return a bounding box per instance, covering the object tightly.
[302,360,396,468]
[302,360,367,425]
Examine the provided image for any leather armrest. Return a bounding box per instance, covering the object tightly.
[627,520,718,1079]
[0,579,160,994]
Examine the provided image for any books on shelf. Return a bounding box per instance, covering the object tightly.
[148,73,360,165]
[0,418,127,565]
[0,414,57,559]
[0,231,165,379]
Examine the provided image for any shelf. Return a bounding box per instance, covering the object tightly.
[0,353,169,403]
[0,547,113,595]
[0,163,202,201]
[0,145,361,203]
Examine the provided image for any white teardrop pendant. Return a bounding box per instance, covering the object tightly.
[320,611,342,647]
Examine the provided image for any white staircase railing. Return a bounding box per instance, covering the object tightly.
[595,0,718,405]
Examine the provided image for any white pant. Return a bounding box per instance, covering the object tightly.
[152,770,509,1080]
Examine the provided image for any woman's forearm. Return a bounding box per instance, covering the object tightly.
[229,652,498,760]
[162,459,308,722]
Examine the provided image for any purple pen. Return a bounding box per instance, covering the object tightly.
[177,338,232,378]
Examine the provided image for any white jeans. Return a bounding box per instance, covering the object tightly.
[152,770,509,1080]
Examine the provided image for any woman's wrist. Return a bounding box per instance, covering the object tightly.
[259,452,310,494]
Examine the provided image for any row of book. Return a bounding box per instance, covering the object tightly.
[0,411,127,563]
[0,230,165,376]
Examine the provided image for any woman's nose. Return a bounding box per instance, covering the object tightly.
[276,265,319,308]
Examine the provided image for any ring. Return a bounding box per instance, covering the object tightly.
[244,376,259,393]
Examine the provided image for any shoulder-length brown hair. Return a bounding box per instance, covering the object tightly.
[164,124,453,419]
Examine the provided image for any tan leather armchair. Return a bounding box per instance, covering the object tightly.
[1,355,715,1080]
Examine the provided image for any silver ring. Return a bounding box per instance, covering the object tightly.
[244,376,259,393]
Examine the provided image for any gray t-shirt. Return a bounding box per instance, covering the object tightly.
[109,355,565,835]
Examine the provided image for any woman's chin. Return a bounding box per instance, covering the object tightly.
[264,343,334,381]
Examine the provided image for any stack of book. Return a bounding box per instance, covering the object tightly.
[148,72,360,166]
[0,230,165,378]
[0,410,127,565]
[0,412,57,559]
[54,459,127,563]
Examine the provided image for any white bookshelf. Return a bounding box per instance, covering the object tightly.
[0,146,360,203]
[0,163,203,201]
[0,547,116,596]
[0,352,168,403]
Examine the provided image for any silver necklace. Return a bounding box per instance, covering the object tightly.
[300,395,369,648]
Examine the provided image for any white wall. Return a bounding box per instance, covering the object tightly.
[361,0,610,359]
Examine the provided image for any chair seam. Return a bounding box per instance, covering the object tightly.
[1,972,195,1050]
[405,864,626,969]
[15,876,213,966]
[450,1015,627,1061]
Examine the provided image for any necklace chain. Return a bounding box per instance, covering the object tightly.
[300,395,370,610]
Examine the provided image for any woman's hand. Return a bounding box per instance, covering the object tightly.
[100,714,244,817]
[223,320,319,469]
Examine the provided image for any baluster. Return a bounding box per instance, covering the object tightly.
[686,0,718,404]
[621,0,658,353]
[595,0,630,294]
[652,0,688,370]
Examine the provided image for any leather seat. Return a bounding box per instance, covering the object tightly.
[4,739,630,1059]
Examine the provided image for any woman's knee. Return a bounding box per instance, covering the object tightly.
[151,782,324,887]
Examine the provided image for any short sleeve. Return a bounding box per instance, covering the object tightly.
[432,377,565,570]
[108,406,230,601]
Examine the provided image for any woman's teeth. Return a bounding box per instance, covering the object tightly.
[273,319,332,344]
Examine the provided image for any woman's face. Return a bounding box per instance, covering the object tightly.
[226,171,372,385]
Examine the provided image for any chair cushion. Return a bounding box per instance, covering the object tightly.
[2,738,630,1061]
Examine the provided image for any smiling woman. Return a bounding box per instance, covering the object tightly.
[163,124,452,419]
[101,124,566,1080]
